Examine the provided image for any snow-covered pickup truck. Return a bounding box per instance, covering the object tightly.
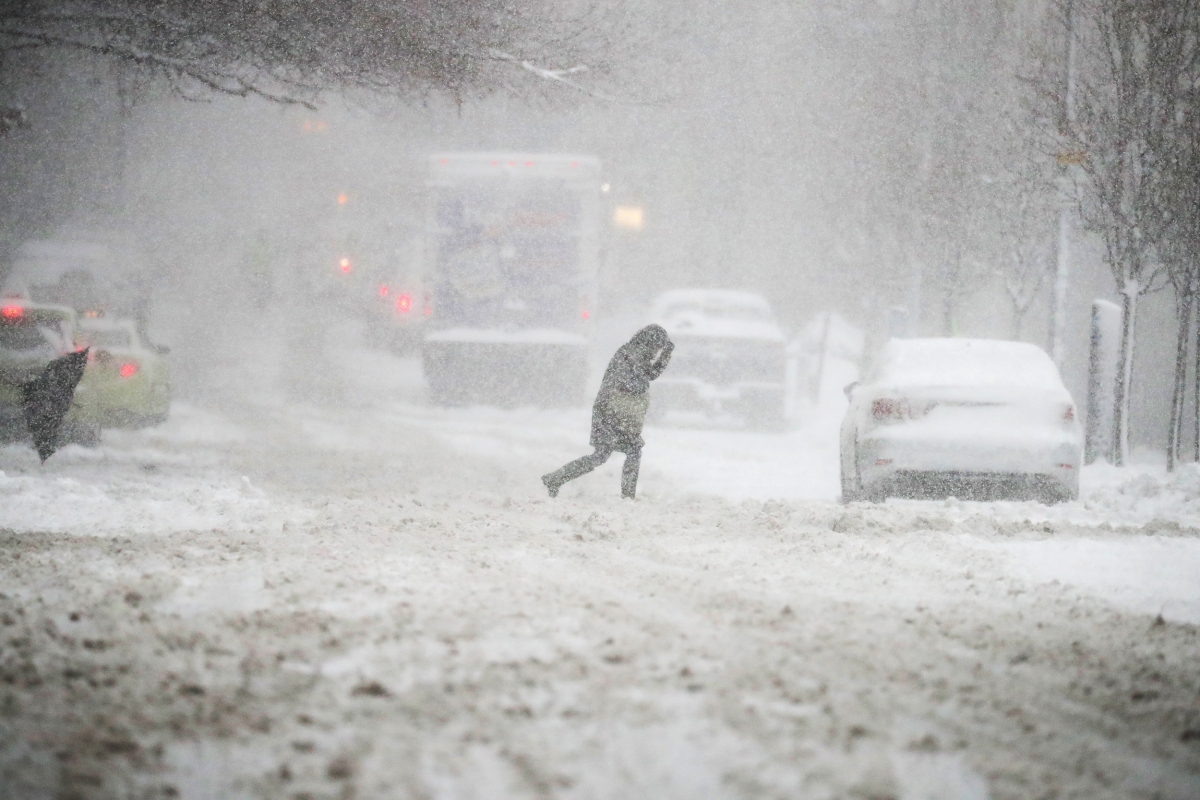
[649,289,788,430]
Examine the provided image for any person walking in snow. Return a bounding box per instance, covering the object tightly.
[542,324,674,499]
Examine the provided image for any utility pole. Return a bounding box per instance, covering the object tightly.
[1050,0,1078,367]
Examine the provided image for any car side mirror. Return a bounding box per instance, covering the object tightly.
[843,381,859,399]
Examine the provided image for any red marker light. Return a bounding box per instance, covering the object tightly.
[378,285,389,297]
[119,362,138,378]
[0,305,21,320]
[872,399,903,420]
[339,257,351,273]
[438,159,449,165]
[423,306,432,317]
[524,160,534,167]
[570,161,579,168]
[396,294,412,313]
[581,309,590,320]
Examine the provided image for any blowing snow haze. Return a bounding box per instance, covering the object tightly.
[2,1,1200,798]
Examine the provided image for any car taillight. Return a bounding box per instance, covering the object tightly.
[871,398,935,422]
[396,294,412,313]
[338,257,352,274]
[872,398,904,420]
[378,285,389,297]
[1,305,22,320]
[119,362,138,378]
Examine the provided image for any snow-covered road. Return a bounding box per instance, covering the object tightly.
[2,347,1199,799]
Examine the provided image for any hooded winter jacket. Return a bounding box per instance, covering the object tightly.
[590,325,673,452]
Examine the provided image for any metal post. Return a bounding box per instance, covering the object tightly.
[1051,210,1070,364]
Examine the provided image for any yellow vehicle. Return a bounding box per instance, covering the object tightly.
[0,300,99,445]
[73,317,171,428]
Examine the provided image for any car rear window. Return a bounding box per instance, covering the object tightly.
[79,329,132,348]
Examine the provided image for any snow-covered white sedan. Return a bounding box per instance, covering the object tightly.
[840,338,1082,503]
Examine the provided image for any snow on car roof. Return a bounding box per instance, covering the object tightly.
[77,316,136,332]
[651,289,772,314]
[651,290,784,341]
[878,338,1063,388]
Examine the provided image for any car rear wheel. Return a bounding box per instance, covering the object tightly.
[840,472,861,504]
[60,420,101,448]
[840,442,863,503]
[747,402,786,432]
[743,388,786,432]
[1039,483,1079,505]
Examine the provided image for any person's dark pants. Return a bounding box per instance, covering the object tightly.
[545,446,642,498]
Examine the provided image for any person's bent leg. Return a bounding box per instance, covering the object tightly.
[621,447,642,499]
[542,448,613,496]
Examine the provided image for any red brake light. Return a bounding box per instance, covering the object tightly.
[581,309,590,320]
[1,305,21,320]
[378,285,389,297]
[396,294,412,313]
[339,257,351,273]
[871,398,935,422]
[119,362,138,378]
[872,399,903,420]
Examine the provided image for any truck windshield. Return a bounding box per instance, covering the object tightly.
[432,181,581,328]
[79,329,132,348]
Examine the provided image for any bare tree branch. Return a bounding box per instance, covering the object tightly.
[0,0,627,106]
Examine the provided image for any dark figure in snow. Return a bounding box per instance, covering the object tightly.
[542,325,674,499]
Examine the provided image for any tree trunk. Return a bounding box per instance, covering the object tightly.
[1111,285,1138,466]
[1195,273,1200,463]
[1168,281,1193,471]
[942,293,954,337]
[1051,205,1071,365]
